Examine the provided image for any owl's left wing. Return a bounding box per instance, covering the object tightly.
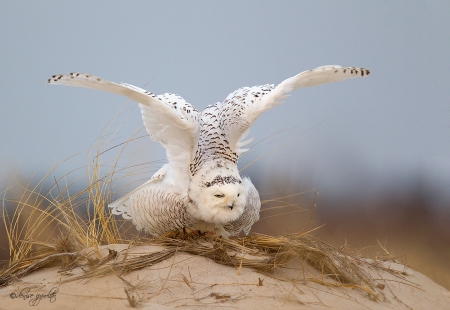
[220,65,370,156]
[47,72,199,184]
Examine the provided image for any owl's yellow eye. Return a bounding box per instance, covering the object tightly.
[215,194,224,198]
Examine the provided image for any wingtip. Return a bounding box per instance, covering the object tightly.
[343,67,371,77]
[47,74,65,84]
[360,68,371,77]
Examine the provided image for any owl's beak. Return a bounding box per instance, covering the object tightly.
[228,203,234,210]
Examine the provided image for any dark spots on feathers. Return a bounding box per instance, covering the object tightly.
[204,175,242,187]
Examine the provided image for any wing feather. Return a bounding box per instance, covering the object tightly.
[47,73,199,182]
[220,65,370,155]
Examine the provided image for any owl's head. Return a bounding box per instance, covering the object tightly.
[189,167,247,225]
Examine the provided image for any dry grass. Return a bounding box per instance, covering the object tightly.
[0,165,406,301]
[0,121,412,302]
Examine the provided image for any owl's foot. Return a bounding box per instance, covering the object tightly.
[192,229,221,238]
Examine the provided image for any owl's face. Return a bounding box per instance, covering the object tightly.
[188,175,247,225]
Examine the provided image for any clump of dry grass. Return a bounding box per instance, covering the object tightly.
[0,109,146,283]
[0,206,406,302]
[0,118,409,302]
[60,230,404,301]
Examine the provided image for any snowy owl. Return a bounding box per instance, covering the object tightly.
[48,65,370,237]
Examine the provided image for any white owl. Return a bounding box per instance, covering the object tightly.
[48,65,370,237]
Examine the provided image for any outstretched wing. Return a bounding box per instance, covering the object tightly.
[219,65,370,155]
[47,73,199,181]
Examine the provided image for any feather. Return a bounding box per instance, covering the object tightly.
[47,65,369,237]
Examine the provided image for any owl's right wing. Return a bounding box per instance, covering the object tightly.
[47,73,199,181]
[220,65,370,156]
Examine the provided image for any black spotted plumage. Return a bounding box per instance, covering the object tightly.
[47,65,370,237]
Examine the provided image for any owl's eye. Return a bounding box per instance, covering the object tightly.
[237,193,240,197]
[214,194,225,198]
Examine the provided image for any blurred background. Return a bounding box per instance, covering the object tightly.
[1,1,449,289]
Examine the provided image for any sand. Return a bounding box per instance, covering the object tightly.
[1,244,449,310]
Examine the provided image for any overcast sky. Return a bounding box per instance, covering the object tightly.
[1,1,449,200]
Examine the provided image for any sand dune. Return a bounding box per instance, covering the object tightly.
[1,244,449,310]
